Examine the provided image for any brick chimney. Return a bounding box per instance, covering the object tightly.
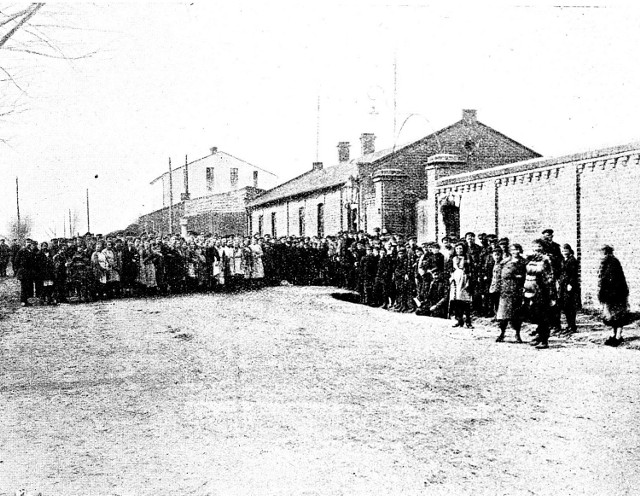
[337,142,350,163]
[462,109,477,124]
[312,161,323,171]
[210,146,218,155]
[360,133,376,156]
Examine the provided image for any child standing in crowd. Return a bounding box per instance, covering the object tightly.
[448,242,474,329]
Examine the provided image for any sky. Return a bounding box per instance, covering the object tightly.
[1,1,640,239]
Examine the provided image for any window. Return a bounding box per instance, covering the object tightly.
[258,215,264,237]
[317,203,324,237]
[206,167,214,191]
[230,168,239,187]
[299,207,305,236]
[253,170,259,188]
[271,212,277,237]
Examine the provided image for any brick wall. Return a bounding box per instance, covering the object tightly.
[138,203,185,235]
[184,187,262,217]
[139,187,262,237]
[580,154,640,308]
[436,141,640,310]
[248,187,343,238]
[457,182,495,237]
[186,211,247,236]
[497,167,577,250]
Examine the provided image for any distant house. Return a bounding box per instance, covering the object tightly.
[149,147,278,210]
[140,147,278,235]
[247,110,541,239]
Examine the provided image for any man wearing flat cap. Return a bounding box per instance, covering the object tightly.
[542,228,563,331]
[541,229,562,278]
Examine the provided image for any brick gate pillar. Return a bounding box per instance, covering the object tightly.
[425,154,466,241]
[372,168,410,235]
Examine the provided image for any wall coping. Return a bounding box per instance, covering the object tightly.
[437,139,640,187]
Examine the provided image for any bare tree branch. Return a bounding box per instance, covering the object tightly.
[3,46,97,59]
[0,65,26,93]
[0,3,44,49]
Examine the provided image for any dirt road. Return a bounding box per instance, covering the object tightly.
[1,281,639,495]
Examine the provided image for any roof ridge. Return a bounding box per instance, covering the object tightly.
[149,149,276,184]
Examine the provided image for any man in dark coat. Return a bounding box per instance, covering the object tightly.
[52,245,68,303]
[121,239,140,296]
[416,268,449,318]
[393,247,410,312]
[465,232,483,314]
[359,245,379,305]
[13,239,39,306]
[541,229,562,278]
[558,243,580,334]
[0,239,10,277]
[374,246,395,309]
[542,228,563,331]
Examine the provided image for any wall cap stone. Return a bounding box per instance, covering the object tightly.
[437,139,640,187]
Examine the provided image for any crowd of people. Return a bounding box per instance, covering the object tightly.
[0,226,629,349]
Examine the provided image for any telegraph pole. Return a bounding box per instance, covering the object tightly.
[168,157,173,234]
[15,176,20,226]
[86,188,90,234]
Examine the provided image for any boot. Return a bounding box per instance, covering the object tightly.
[515,330,523,343]
[495,331,505,343]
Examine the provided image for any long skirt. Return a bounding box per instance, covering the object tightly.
[139,262,157,288]
[602,300,628,328]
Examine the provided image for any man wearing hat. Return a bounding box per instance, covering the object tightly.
[416,265,449,318]
[542,228,563,332]
[541,229,562,277]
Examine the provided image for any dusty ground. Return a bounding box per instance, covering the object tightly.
[1,276,640,496]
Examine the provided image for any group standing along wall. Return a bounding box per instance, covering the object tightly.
[435,141,640,310]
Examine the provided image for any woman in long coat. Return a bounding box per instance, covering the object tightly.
[559,243,580,335]
[249,238,265,285]
[138,240,157,292]
[91,240,108,299]
[598,245,629,344]
[495,244,526,343]
[448,242,474,328]
[102,240,121,298]
[488,247,503,319]
[241,237,253,284]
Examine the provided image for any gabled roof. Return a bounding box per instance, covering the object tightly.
[248,112,540,207]
[247,143,417,208]
[363,120,540,168]
[246,159,359,208]
[150,150,276,185]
